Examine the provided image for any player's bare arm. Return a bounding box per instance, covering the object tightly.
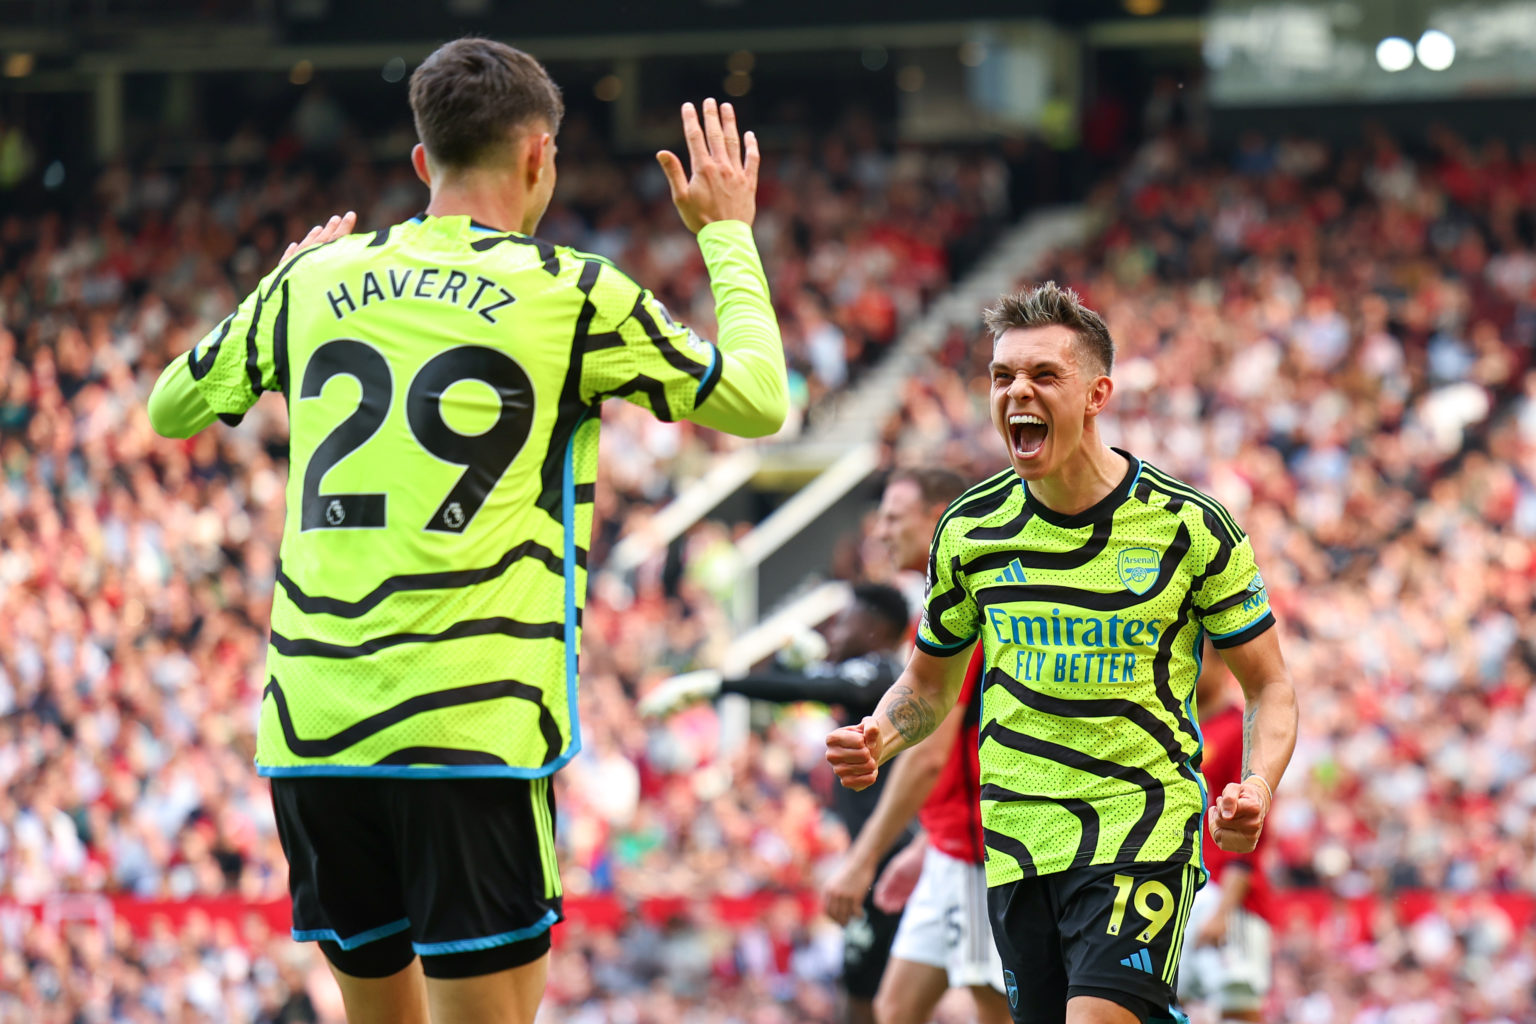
[870,835,927,915]
[822,701,963,924]
[1208,628,1297,854]
[826,644,972,792]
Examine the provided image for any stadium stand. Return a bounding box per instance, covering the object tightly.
[3,108,1536,1021]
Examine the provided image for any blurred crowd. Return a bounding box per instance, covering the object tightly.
[3,105,1536,1021]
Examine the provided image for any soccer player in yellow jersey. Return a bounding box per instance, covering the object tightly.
[147,38,787,1024]
[827,284,1297,1024]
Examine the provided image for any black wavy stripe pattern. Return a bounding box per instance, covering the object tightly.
[976,525,1192,612]
[273,281,291,397]
[188,315,232,380]
[981,782,1101,869]
[985,669,1187,764]
[961,517,1113,576]
[1140,465,1243,543]
[923,554,974,645]
[469,232,564,276]
[264,676,562,766]
[535,258,602,521]
[983,826,1035,876]
[979,720,1165,863]
[270,616,563,659]
[935,471,1018,539]
[274,538,569,618]
[963,502,1036,542]
[628,295,708,384]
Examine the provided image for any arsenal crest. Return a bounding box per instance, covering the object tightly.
[1117,548,1160,595]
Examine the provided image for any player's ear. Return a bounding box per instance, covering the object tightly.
[410,144,432,188]
[1085,372,1114,416]
[525,132,551,187]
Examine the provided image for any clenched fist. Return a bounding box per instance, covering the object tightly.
[825,717,881,791]
[1208,777,1270,853]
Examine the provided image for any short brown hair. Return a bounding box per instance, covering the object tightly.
[983,281,1114,375]
[409,37,564,170]
[887,467,968,508]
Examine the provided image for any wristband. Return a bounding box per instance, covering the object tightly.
[1243,773,1274,811]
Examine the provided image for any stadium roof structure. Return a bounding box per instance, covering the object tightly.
[1,0,1208,73]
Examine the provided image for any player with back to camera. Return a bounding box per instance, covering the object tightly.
[820,467,1013,1024]
[146,37,788,1024]
[826,283,1298,1024]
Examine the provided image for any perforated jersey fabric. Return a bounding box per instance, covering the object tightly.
[186,214,742,777]
[916,452,1274,886]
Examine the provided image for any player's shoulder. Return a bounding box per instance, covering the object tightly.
[259,230,377,297]
[551,244,651,307]
[1130,456,1245,546]
[554,243,626,276]
[936,468,1021,535]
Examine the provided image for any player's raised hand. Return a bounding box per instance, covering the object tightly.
[657,98,760,234]
[280,210,357,267]
[826,716,881,791]
[1208,777,1269,853]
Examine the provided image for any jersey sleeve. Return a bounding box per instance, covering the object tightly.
[720,659,892,717]
[185,260,292,420]
[1193,524,1275,649]
[576,257,721,423]
[916,519,980,656]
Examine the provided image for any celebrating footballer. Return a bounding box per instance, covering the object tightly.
[826,284,1298,1024]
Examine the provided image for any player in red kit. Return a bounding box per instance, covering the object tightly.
[1178,644,1275,1023]
[823,468,1011,1024]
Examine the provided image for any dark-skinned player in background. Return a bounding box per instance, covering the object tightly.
[641,583,914,1024]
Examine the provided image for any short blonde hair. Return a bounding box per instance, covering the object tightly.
[982,281,1114,375]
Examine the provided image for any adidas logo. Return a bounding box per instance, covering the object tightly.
[1119,948,1154,974]
[993,558,1028,584]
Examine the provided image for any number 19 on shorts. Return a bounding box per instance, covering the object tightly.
[1106,874,1175,943]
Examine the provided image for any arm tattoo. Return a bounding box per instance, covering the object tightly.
[1241,701,1258,779]
[886,685,938,744]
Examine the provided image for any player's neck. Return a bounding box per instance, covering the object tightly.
[425,174,534,235]
[1025,440,1128,517]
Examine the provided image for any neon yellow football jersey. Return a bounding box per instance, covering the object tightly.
[184,214,759,778]
[917,453,1274,885]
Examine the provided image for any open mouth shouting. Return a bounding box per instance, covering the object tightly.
[1008,413,1048,460]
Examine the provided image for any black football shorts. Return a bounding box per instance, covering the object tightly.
[271,775,562,979]
[988,861,1202,1024]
